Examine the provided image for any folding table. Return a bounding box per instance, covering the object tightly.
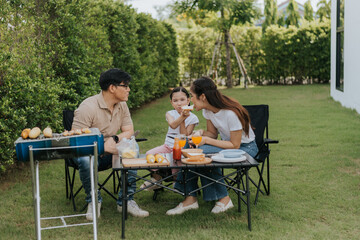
[113,153,259,239]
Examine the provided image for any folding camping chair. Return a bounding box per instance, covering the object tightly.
[243,105,278,205]
[63,110,118,211]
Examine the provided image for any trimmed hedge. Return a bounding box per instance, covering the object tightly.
[0,0,178,172]
[261,20,330,84]
[177,20,330,85]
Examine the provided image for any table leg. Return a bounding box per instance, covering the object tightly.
[35,160,42,239]
[246,168,251,231]
[121,169,127,239]
[236,168,241,213]
[90,147,98,239]
[125,171,128,220]
[29,146,41,240]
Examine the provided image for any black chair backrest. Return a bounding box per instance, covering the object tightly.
[243,105,269,149]
[63,110,74,131]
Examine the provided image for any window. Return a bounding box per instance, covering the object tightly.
[336,0,344,91]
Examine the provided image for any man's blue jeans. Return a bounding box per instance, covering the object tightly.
[72,154,136,205]
[174,140,258,201]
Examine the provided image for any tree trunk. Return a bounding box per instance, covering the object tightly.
[224,29,232,88]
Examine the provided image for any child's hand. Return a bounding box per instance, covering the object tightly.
[181,109,190,118]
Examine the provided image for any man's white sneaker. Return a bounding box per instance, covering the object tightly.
[166,201,199,215]
[211,199,234,214]
[139,177,162,191]
[117,200,149,217]
[86,202,101,221]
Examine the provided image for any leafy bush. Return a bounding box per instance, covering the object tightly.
[261,20,330,83]
[177,20,330,85]
[177,27,216,85]
[0,0,179,173]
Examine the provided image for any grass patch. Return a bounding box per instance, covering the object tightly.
[1,84,359,239]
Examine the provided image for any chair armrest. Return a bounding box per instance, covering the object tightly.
[264,138,279,144]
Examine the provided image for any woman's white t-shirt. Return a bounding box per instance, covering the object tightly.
[164,110,199,148]
[202,109,255,143]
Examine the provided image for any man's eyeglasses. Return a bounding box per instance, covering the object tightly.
[114,83,129,89]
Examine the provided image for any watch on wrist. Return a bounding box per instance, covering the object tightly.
[112,135,119,143]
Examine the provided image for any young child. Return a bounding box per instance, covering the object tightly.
[140,87,199,190]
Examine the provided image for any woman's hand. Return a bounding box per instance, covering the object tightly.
[196,136,207,147]
[188,130,206,147]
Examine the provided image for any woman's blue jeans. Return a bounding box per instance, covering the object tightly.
[174,140,258,201]
[72,154,136,205]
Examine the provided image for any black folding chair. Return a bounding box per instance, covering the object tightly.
[243,105,278,205]
[63,110,118,211]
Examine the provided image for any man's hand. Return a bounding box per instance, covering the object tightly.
[104,137,118,155]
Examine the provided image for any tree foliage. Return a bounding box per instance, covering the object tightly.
[263,0,278,32]
[304,0,314,21]
[316,0,331,21]
[286,0,300,27]
[171,0,259,88]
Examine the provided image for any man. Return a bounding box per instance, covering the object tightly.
[72,68,149,220]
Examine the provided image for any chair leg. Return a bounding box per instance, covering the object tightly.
[98,170,117,200]
[115,170,121,194]
[113,170,116,194]
[65,162,69,199]
[266,156,270,195]
[68,167,78,211]
[254,161,269,205]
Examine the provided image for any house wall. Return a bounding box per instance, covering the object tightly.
[331,0,360,114]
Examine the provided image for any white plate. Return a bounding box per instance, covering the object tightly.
[219,149,246,158]
[211,153,247,163]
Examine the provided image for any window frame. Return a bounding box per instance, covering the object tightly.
[335,0,344,91]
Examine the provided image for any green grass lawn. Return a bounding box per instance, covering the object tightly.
[1,84,359,239]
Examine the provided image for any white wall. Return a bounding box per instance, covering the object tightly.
[330,0,360,114]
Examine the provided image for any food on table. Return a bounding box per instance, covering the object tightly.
[122,149,137,158]
[74,129,82,135]
[43,127,53,138]
[82,128,91,134]
[21,128,31,139]
[146,154,156,163]
[155,154,165,163]
[187,154,205,162]
[62,128,91,136]
[29,127,41,139]
[181,148,203,158]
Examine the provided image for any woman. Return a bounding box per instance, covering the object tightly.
[166,76,258,215]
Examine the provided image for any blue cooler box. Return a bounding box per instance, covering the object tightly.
[14,128,104,162]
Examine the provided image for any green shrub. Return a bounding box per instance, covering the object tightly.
[177,20,330,85]
[0,0,179,173]
[177,27,216,85]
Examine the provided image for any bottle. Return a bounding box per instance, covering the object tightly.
[173,137,182,161]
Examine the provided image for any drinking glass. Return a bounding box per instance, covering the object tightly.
[191,135,202,149]
[178,134,186,148]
